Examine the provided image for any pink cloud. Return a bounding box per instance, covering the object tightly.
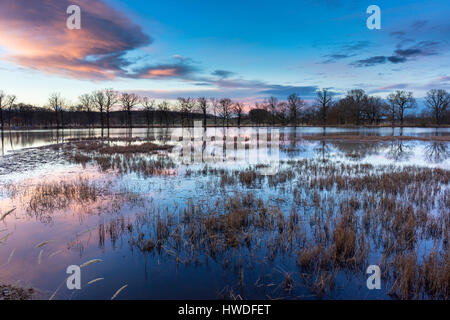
[0,0,151,80]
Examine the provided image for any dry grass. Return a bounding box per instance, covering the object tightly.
[4,137,448,300]
[121,156,449,299]
[26,180,101,215]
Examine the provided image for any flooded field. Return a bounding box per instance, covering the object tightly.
[0,127,449,300]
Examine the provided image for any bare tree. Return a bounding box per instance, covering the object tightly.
[121,93,140,129]
[92,91,106,131]
[209,98,220,126]
[7,95,17,128]
[158,101,170,126]
[287,93,305,126]
[48,93,64,129]
[346,89,367,126]
[197,97,209,128]
[363,96,386,125]
[0,91,6,130]
[425,89,450,125]
[178,97,196,126]
[233,102,245,127]
[267,96,278,125]
[79,93,93,128]
[210,98,220,126]
[386,97,397,126]
[104,89,119,131]
[388,90,416,126]
[316,89,333,125]
[219,98,232,127]
[277,101,289,124]
[142,97,156,128]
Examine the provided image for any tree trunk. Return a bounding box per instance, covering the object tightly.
[8,107,12,128]
[100,110,104,131]
[128,110,132,129]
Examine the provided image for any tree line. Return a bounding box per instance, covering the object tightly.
[0,88,449,130]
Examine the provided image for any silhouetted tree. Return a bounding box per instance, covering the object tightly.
[267,97,278,125]
[121,93,140,129]
[197,97,209,128]
[346,89,367,126]
[276,101,289,125]
[92,90,106,131]
[287,93,305,126]
[316,89,333,125]
[178,97,195,126]
[249,108,271,126]
[363,96,386,124]
[104,89,119,131]
[210,98,219,126]
[79,93,93,128]
[7,95,16,128]
[388,90,416,126]
[219,98,232,127]
[48,93,64,129]
[0,91,6,130]
[233,102,244,127]
[425,89,449,125]
[158,101,170,126]
[142,97,156,128]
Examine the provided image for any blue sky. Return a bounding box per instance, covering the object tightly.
[0,0,448,106]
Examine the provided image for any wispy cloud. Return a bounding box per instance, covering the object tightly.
[319,40,371,64]
[369,83,410,94]
[352,41,441,67]
[352,56,387,67]
[130,81,320,102]
[211,70,235,79]
[130,61,199,80]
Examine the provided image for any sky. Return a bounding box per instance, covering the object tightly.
[0,0,448,107]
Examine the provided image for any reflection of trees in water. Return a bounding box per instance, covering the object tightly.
[387,140,413,161]
[1,130,4,156]
[424,142,449,163]
[331,141,383,160]
[280,127,308,155]
[146,127,155,141]
[2,129,71,151]
[157,127,171,143]
[287,127,299,148]
[314,141,330,162]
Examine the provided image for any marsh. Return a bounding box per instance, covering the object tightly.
[0,127,448,300]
